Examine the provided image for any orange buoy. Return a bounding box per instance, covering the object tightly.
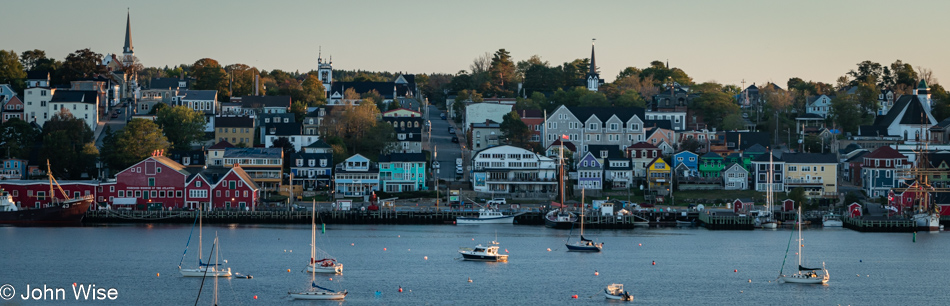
[734,269,738,272]
[594,270,599,276]
[351,243,355,246]
[638,243,641,246]
[287,269,291,272]
[547,248,551,251]
[254,295,257,299]
[329,278,333,281]
[424,256,428,260]
[505,249,508,253]
[398,287,403,293]
[156,273,160,277]
[572,294,578,299]
[384,248,387,251]
[652,261,656,265]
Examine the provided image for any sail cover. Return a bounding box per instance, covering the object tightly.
[580,235,593,242]
[312,281,336,292]
[798,265,821,271]
[199,259,222,267]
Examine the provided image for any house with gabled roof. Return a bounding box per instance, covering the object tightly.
[645,126,676,155]
[263,122,319,152]
[722,163,749,190]
[206,141,234,166]
[334,154,379,197]
[546,139,577,159]
[858,80,937,141]
[646,157,672,198]
[2,96,24,123]
[627,142,661,179]
[861,146,908,198]
[378,153,427,192]
[26,71,50,88]
[207,165,260,210]
[544,105,648,156]
[576,152,603,190]
[50,90,99,131]
[751,152,784,192]
[111,155,190,209]
[783,152,838,198]
[174,90,217,115]
[806,95,833,118]
[290,149,333,191]
[589,145,631,189]
[699,152,725,178]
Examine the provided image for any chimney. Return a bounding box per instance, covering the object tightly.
[254,75,259,96]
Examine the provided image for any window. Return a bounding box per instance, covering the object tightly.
[148,178,155,186]
[589,123,597,130]
[196,181,202,187]
[610,123,618,130]
[788,166,797,171]
[159,191,165,198]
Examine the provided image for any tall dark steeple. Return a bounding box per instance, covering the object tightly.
[123,9,133,55]
[585,39,603,92]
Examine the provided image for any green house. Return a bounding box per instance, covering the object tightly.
[699,152,725,178]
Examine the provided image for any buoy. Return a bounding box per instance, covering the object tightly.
[287,269,291,272]
[547,248,551,251]
[254,295,257,299]
[748,279,751,283]
[398,235,401,237]
[472,238,475,241]
[572,294,578,299]
[329,278,333,281]
[351,243,355,246]
[398,287,403,293]
[859,259,862,262]
[156,273,160,277]
[284,249,286,252]
[384,248,387,251]
[468,277,472,283]
[424,256,428,260]
[638,243,641,246]
[408,249,411,251]
[734,269,738,273]
[652,261,656,265]
[505,249,508,253]
[289,250,292,253]
[594,270,599,276]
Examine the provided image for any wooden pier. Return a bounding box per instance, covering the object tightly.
[842,216,917,232]
[697,211,754,230]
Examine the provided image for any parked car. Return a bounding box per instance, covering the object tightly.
[440,113,447,120]
[456,166,464,174]
[451,136,459,143]
[486,198,506,205]
[448,127,455,134]
[111,112,119,118]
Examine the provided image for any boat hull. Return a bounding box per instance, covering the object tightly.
[289,290,347,300]
[822,220,843,227]
[456,216,514,224]
[761,222,778,229]
[459,253,508,262]
[544,210,577,229]
[604,292,633,301]
[913,213,940,231]
[307,263,343,274]
[0,198,93,225]
[180,267,232,278]
[565,243,602,252]
[780,275,828,284]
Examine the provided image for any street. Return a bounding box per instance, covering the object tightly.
[423,104,466,182]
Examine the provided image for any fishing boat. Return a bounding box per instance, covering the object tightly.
[822,213,843,227]
[604,283,633,301]
[779,206,829,284]
[0,162,94,225]
[291,200,347,300]
[180,209,232,278]
[456,208,520,224]
[459,241,508,262]
[565,189,602,252]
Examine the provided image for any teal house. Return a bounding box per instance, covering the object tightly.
[378,153,428,192]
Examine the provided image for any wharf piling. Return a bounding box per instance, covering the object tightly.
[842,217,917,232]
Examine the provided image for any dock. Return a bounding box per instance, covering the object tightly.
[696,210,755,230]
[842,216,917,232]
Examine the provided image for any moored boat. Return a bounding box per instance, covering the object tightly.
[779,206,829,284]
[604,283,633,301]
[0,163,94,225]
[459,241,508,262]
[544,209,577,229]
[456,208,518,224]
[822,213,843,227]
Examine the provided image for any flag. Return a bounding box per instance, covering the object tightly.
[562,134,569,140]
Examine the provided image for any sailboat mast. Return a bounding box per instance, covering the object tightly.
[580,188,585,237]
[797,206,802,268]
[768,149,773,215]
[213,234,219,305]
[560,142,564,209]
[311,199,316,283]
[198,209,202,264]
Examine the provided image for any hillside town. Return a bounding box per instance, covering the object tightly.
[0,12,948,224]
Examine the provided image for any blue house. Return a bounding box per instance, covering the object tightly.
[576,152,603,190]
[672,151,699,177]
[333,154,379,197]
[378,153,427,192]
[861,146,908,198]
[0,158,27,180]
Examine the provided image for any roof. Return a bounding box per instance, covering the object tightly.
[723,162,747,173]
[919,79,928,89]
[626,142,659,150]
[752,152,783,162]
[549,140,577,152]
[928,153,950,168]
[845,151,870,163]
[50,90,97,104]
[265,122,303,136]
[26,71,49,80]
[565,106,645,124]
[209,141,234,150]
[858,125,891,137]
[241,96,291,109]
[932,117,950,129]
[701,152,723,159]
[230,166,261,190]
[178,90,216,101]
[186,166,230,185]
[305,139,331,149]
[223,147,283,159]
[149,77,187,90]
[124,11,133,52]
[781,153,837,164]
[215,115,254,128]
[724,132,770,150]
[516,109,544,118]
[587,145,625,159]
[744,143,767,153]
[864,146,906,159]
[644,120,672,130]
[378,153,426,163]
[330,82,400,98]
[471,121,500,128]
[874,94,934,127]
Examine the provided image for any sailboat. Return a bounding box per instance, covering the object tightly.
[761,151,778,229]
[180,209,232,278]
[545,138,577,229]
[779,206,829,284]
[290,200,347,300]
[306,202,343,274]
[565,189,603,252]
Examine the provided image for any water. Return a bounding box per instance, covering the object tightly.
[1,224,948,305]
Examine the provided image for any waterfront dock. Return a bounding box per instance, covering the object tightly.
[842,216,917,232]
[697,210,755,230]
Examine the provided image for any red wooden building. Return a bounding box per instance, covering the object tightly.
[1,180,98,209]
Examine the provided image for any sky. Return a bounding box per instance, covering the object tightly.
[5,0,950,87]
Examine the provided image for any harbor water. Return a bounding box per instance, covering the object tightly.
[1,224,948,305]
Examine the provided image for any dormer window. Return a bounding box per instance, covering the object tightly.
[308,159,316,167]
[320,159,327,167]
[269,128,276,134]
[265,118,270,123]
[600,151,608,158]
[296,159,303,167]
[283,118,289,123]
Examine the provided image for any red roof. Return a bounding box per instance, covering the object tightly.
[209,141,235,150]
[626,142,659,150]
[864,146,906,159]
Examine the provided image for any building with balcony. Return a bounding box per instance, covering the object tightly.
[646,157,672,197]
[470,145,557,199]
[378,153,427,192]
[751,152,784,192]
[861,146,908,198]
[699,152,725,178]
[223,147,283,192]
[672,151,699,178]
[334,154,379,197]
[783,153,838,198]
[627,142,661,178]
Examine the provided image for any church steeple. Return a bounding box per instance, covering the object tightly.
[123,9,133,55]
[585,39,603,92]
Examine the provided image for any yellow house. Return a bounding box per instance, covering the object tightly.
[646,157,672,196]
[215,115,255,146]
[782,153,838,198]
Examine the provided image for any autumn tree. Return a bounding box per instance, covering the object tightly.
[155,105,206,150]
[0,50,26,91]
[300,74,327,106]
[40,109,97,179]
[692,91,739,129]
[829,94,863,133]
[192,58,229,99]
[225,63,260,97]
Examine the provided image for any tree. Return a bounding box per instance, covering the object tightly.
[0,50,26,92]
[613,74,658,101]
[290,101,307,122]
[61,48,103,81]
[489,49,517,97]
[613,90,646,108]
[271,137,296,170]
[155,105,206,150]
[847,60,885,87]
[500,111,532,149]
[148,102,167,115]
[40,109,96,179]
[679,138,702,153]
[693,91,739,129]
[721,114,746,131]
[225,63,260,97]
[101,118,170,172]
[890,60,918,89]
[300,74,327,106]
[789,187,807,209]
[191,58,229,100]
[19,49,47,71]
[0,118,39,159]
[829,94,863,133]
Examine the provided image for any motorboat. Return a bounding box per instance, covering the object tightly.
[459,241,508,262]
[822,213,843,227]
[456,208,518,224]
[604,283,633,301]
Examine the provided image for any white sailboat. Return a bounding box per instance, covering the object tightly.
[779,206,829,284]
[180,209,232,278]
[290,200,347,300]
[761,151,778,229]
[305,201,343,274]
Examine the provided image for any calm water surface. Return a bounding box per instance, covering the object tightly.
[1,223,948,305]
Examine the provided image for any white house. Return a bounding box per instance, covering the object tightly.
[470,145,557,198]
[263,122,319,152]
[334,154,379,197]
[806,95,833,118]
[23,87,55,125]
[49,90,99,131]
[175,90,217,115]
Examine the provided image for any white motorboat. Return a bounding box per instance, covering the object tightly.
[180,210,233,278]
[456,208,518,224]
[459,241,508,262]
[779,206,829,284]
[822,213,843,227]
[604,283,633,301]
[291,200,347,300]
